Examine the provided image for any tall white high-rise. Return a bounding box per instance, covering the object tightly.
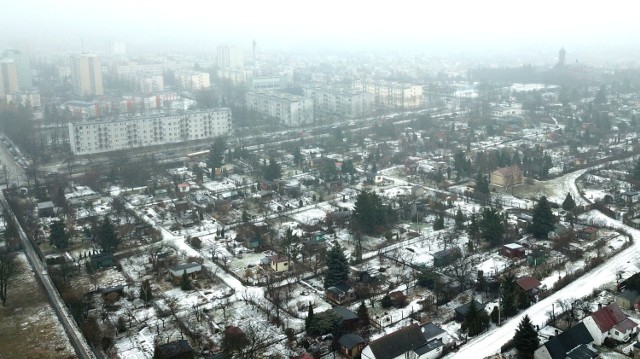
[71,54,104,97]
[217,45,244,69]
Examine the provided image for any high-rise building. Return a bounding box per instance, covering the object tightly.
[71,53,104,97]
[2,49,32,89]
[0,60,20,97]
[558,47,566,67]
[110,41,127,56]
[217,45,244,69]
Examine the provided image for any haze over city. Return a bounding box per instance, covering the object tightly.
[2,1,640,359]
[3,0,640,63]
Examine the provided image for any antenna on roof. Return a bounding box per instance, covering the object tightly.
[81,38,85,53]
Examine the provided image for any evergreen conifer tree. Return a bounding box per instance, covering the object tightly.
[531,196,555,239]
[324,243,349,288]
[455,208,465,230]
[562,193,576,211]
[513,315,539,358]
[501,274,517,318]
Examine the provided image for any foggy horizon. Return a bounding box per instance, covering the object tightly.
[3,0,639,65]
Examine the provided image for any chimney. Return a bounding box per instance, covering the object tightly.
[598,303,602,309]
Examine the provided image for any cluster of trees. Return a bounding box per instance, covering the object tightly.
[48,217,119,253]
[468,207,505,247]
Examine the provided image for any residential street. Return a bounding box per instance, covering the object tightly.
[453,210,639,358]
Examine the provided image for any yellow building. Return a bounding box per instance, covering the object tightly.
[0,60,20,97]
[490,165,523,187]
[71,54,104,97]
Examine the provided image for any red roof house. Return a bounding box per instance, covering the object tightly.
[583,303,638,345]
[516,276,541,293]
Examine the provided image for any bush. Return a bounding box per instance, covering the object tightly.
[500,339,515,353]
[189,237,202,249]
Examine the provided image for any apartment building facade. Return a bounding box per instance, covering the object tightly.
[68,108,231,155]
[245,91,313,127]
[353,80,423,110]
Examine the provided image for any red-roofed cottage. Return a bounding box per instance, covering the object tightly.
[582,303,638,345]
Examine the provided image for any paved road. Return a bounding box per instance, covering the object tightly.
[0,135,95,359]
[1,194,96,359]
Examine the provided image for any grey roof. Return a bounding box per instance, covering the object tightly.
[332,306,358,322]
[566,344,598,359]
[455,300,485,317]
[156,339,193,357]
[544,323,594,359]
[420,322,445,341]
[413,338,443,355]
[367,323,426,358]
[338,333,366,350]
[617,289,640,301]
[169,262,202,276]
[37,201,54,209]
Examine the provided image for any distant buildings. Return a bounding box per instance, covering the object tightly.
[110,41,127,56]
[115,62,164,79]
[251,76,287,90]
[5,90,41,107]
[68,108,231,155]
[136,75,165,93]
[353,80,423,110]
[0,60,20,97]
[71,53,104,97]
[246,91,313,127]
[304,86,373,120]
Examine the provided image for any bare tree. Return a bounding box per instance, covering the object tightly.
[445,248,476,291]
[0,249,17,306]
[237,321,274,359]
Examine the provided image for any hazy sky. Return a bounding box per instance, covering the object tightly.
[2,0,638,56]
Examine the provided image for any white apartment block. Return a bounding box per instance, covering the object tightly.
[353,80,423,110]
[71,54,104,97]
[251,76,286,90]
[137,75,165,93]
[217,68,252,86]
[116,63,164,80]
[68,109,232,155]
[176,70,210,90]
[245,91,313,127]
[6,91,41,107]
[304,87,373,120]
